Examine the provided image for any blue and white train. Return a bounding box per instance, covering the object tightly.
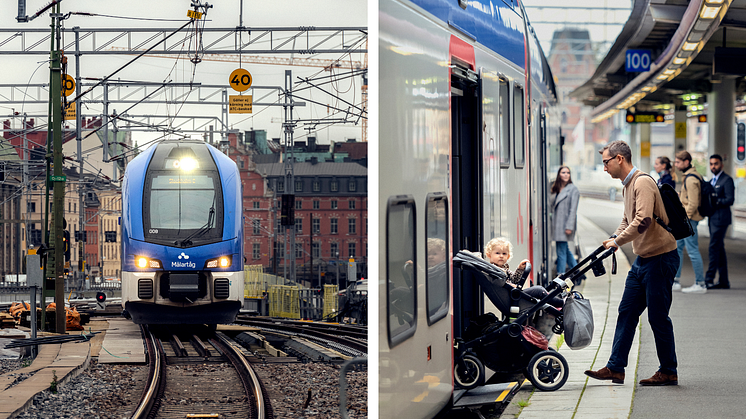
[379,0,561,417]
[121,139,244,325]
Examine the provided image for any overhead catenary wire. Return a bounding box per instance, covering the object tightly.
[67,19,195,106]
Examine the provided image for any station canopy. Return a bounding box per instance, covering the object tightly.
[570,0,746,122]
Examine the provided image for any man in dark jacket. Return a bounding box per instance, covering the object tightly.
[705,154,735,289]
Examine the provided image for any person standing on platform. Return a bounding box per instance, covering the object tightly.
[673,150,707,294]
[549,166,583,283]
[705,154,735,289]
[654,156,676,188]
[585,140,680,386]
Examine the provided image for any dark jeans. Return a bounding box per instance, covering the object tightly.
[607,249,679,375]
[706,223,729,286]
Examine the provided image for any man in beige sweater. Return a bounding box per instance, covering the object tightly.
[673,150,707,294]
[585,140,680,386]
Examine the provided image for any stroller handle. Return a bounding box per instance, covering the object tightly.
[560,235,618,281]
[515,262,532,288]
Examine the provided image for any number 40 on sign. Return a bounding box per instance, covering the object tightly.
[229,68,252,92]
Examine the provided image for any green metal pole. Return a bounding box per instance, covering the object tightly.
[40,8,56,333]
[50,5,66,334]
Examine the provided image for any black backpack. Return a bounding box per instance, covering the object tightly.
[683,173,716,217]
[637,174,694,240]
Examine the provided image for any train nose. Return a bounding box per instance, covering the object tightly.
[162,272,207,302]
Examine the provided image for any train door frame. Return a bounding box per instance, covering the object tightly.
[450,62,483,339]
[538,106,550,287]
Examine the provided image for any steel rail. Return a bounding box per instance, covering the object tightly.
[130,326,163,419]
[235,318,367,353]
[214,333,271,419]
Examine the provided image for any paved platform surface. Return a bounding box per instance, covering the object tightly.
[98,318,146,364]
[0,339,90,419]
[507,197,746,418]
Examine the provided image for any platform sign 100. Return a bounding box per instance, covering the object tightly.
[625,49,651,73]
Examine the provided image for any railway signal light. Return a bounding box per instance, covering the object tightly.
[63,231,70,262]
[95,292,107,310]
[281,194,295,226]
[737,123,746,162]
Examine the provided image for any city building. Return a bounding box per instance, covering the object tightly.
[221,129,368,288]
[0,116,128,285]
[547,28,600,166]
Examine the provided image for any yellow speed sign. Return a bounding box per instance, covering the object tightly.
[229,68,252,92]
[61,74,75,96]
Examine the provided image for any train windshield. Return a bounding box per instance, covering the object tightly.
[142,143,224,247]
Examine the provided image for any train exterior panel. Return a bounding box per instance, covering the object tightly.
[380,0,559,417]
[121,139,244,325]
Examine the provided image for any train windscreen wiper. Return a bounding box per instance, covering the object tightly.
[177,205,215,248]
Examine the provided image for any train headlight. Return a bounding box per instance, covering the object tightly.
[135,256,162,269]
[171,157,199,171]
[205,255,232,269]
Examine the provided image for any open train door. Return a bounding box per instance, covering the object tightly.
[539,106,551,287]
[450,60,483,340]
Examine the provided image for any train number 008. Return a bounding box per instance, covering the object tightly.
[149,229,158,234]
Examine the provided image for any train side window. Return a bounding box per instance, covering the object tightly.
[386,195,417,347]
[425,193,449,325]
[499,79,510,168]
[513,85,525,168]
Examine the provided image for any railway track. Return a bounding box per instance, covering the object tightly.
[235,316,368,356]
[132,325,273,419]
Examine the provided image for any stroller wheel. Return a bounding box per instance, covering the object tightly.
[454,354,485,390]
[525,350,569,391]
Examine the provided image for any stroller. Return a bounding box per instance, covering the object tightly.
[452,242,617,391]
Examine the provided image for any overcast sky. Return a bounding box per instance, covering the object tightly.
[522,0,632,59]
[1,0,367,149]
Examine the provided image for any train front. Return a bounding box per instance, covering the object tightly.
[121,140,244,324]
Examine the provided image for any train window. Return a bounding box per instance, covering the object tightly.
[425,193,449,325]
[513,85,525,168]
[499,79,510,168]
[386,195,417,347]
[142,143,224,246]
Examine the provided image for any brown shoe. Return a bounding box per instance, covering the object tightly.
[584,367,624,384]
[639,371,678,386]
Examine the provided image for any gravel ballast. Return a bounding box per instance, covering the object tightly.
[8,358,367,419]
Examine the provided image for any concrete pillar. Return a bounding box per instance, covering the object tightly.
[708,78,736,177]
[708,78,737,238]
[640,123,652,174]
[674,109,687,155]
[629,123,638,167]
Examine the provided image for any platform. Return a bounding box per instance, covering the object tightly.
[506,197,746,419]
[97,318,146,364]
[0,340,90,419]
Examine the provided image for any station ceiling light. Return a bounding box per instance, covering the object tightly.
[590,0,732,123]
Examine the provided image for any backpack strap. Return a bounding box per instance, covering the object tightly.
[683,172,701,191]
[634,173,670,233]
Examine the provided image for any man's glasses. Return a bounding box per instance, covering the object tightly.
[602,156,617,166]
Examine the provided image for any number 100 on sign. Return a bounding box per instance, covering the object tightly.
[625,49,651,73]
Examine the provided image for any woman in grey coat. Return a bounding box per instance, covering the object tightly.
[550,166,581,277]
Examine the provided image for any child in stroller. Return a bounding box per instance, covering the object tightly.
[452,240,615,392]
[453,246,570,392]
[483,237,563,309]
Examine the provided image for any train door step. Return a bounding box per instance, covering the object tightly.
[453,381,521,408]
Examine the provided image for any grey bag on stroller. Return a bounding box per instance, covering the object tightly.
[563,291,593,349]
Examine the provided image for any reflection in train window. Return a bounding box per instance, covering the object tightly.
[386,196,417,347]
[425,193,449,325]
[499,80,510,167]
[514,85,525,167]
